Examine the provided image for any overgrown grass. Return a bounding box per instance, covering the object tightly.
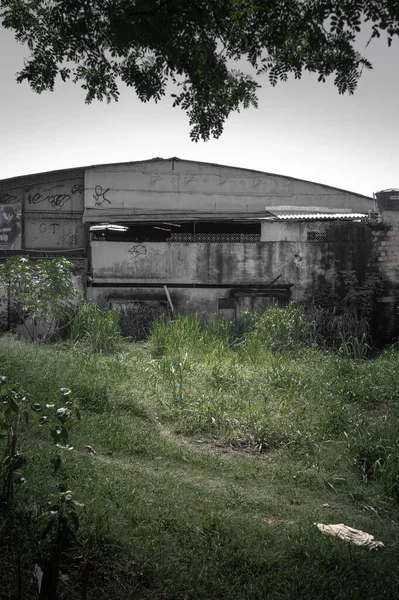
[69,300,122,354]
[1,306,399,599]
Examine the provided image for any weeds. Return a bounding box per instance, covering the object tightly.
[350,420,399,503]
[69,301,121,353]
[2,307,399,599]
[339,332,370,359]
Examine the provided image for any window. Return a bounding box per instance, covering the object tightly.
[90,221,261,243]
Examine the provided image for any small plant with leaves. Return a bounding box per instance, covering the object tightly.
[36,484,85,600]
[0,256,81,341]
[339,333,371,360]
[0,377,83,598]
[1,378,80,511]
[0,376,27,509]
[35,387,81,447]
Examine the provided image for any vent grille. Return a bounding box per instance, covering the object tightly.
[170,233,261,243]
[307,230,328,242]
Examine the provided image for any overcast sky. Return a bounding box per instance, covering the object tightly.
[0,23,398,197]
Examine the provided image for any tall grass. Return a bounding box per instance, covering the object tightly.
[151,302,372,361]
[69,300,121,353]
[304,304,371,350]
[2,314,399,599]
[146,306,399,460]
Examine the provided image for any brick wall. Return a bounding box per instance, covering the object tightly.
[371,196,399,340]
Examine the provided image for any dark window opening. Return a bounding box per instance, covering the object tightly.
[90,221,261,243]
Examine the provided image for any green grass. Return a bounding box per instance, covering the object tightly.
[69,300,122,354]
[1,312,399,599]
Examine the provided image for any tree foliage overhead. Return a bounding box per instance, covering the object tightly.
[1,0,398,141]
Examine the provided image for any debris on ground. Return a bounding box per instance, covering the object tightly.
[315,523,384,551]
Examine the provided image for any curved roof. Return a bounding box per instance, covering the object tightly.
[0,156,373,201]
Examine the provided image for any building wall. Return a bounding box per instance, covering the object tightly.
[88,286,290,317]
[90,220,372,311]
[369,191,399,339]
[2,159,395,338]
[0,169,85,251]
[83,158,373,222]
[83,159,373,317]
[0,169,86,332]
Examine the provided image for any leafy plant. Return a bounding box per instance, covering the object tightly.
[168,352,190,404]
[0,256,80,341]
[0,376,83,598]
[246,302,310,352]
[2,1,398,140]
[307,270,383,349]
[341,270,383,321]
[0,376,27,509]
[0,377,80,511]
[338,333,370,360]
[37,485,84,600]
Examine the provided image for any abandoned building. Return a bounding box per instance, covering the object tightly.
[0,157,398,337]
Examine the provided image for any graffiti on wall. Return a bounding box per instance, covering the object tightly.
[29,218,83,248]
[0,192,18,204]
[0,201,22,249]
[128,244,147,259]
[93,185,111,206]
[26,183,83,211]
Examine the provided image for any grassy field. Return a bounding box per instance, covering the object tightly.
[1,310,399,599]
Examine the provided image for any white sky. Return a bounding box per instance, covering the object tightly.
[0,24,398,197]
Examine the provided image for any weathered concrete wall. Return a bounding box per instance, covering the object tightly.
[0,169,85,251]
[260,220,366,242]
[84,158,373,222]
[90,221,371,305]
[88,286,287,316]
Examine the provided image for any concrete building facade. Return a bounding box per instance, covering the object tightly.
[0,157,397,337]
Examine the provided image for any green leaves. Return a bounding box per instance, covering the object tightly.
[1,0,398,140]
[39,388,80,445]
[40,484,85,544]
[0,257,81,342]
[1,377,81,509]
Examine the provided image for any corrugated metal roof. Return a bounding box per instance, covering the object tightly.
[263,213,367,221]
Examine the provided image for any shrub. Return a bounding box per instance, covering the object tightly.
[0,256,80,341]
[303,305,370,350]
[117,301,167,340]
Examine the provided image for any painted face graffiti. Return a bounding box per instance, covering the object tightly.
[0,204,21,249]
